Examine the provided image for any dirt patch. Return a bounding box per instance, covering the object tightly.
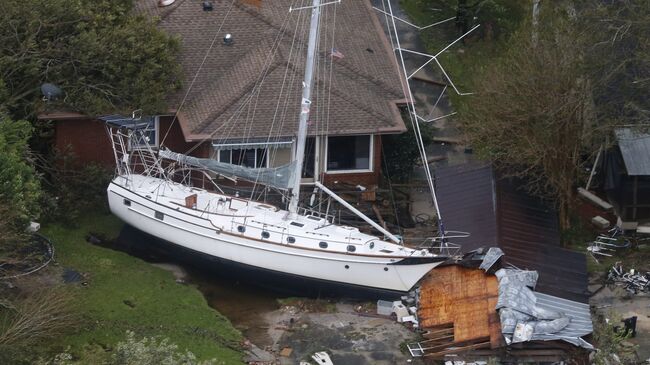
[260,302,422,365]
[591,279,650,361]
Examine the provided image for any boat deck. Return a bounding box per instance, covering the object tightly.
[118,174,427,258]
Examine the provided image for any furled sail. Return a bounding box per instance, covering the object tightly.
[159,148,297,190]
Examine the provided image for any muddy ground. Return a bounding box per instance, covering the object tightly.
[591,282,650,362]
[244,302,422,365]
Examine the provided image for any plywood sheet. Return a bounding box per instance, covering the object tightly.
[418,265,501,343]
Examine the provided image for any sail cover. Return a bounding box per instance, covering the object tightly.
[159,149,297,190]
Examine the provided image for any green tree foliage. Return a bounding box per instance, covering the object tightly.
[0,0,181,118]
[383,114,434,183]
[457,7,596,230]
[0,117,41,230]
[41,332,220,365]
[581,1,650,124]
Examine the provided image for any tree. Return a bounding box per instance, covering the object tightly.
[0,117,41,231]
[456,7,596,230]
[581,1,650,125]
[0,0,181,119]
[382,110,434,183]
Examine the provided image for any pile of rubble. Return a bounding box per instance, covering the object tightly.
[376,288,420,327]
[608,263,650,295]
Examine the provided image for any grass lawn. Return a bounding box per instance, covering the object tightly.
[40,211,243,364]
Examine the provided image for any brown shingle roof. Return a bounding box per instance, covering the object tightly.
[136,0,406,141]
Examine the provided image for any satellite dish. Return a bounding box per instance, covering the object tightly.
[41,83,63,101]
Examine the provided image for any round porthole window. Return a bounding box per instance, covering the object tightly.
[345,265,350,269]
[369,242,375,249]
[237,225,246,233]
[319,241,328,249]
[347,245,356,252]
[287,236,295,243]
[261,231,270,239]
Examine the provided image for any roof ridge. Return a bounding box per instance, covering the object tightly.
[237,1,402,97]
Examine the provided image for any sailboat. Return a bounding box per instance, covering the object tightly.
[104,0,457,294]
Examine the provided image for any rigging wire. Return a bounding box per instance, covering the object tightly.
[161,0,238,147]
[380,0,446,239]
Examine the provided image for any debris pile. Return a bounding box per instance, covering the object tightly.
[608,263,650,295]
[495,268,593,348]
[376,288,420,327]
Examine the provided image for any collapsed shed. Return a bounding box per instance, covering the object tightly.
[408,162,593,362]
[435,162,589,303]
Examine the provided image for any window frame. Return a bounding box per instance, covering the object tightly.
[129,116,160,151]
[324,134,373,174]
[215,148,269,168]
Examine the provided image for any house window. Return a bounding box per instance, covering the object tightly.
[217,148,267,168]
[130,116,159,150]
[326,135,371,172]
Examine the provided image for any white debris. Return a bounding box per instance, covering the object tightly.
[311,351,334,365]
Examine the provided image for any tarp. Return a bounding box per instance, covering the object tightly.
[159,148,297,191]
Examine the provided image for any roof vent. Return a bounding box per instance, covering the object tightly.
[203,1,213,11]
[158,0,175,7]
[223,33,234,45]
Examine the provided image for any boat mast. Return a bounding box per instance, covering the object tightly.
[288,0,322,216]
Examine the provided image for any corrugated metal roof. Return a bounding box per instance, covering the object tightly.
[532,292,593,348]
[435,163,589,303]
[615,128,650,176]
[497,179,589,303]
[436,162,498,251]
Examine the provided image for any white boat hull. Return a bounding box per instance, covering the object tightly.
[107,181,443,293]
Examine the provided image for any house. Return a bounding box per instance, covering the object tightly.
[39,0,407,189]
[599,128,650,230]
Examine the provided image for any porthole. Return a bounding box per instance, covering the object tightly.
[369,242,375,249]
[237,225,246,233]
[319,241,328,249]
[261,231,270,239]
[384,267,389,272]
[345,265,350,269]
[154,211,164,220]
[123,199,131,206]
[347,245,356,252]
[287,236,295,244]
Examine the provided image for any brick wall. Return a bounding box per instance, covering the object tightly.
[51,116,208,169]
[54,118,115,167]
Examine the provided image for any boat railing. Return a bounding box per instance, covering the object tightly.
[417,234,465,257]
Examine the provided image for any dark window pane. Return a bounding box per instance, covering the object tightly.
[327,135,370,171]
[231,149,244,165]
[243,149,256,167]
[219,150,230,163]
[256,148,267,168]
[302,137,316,178]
